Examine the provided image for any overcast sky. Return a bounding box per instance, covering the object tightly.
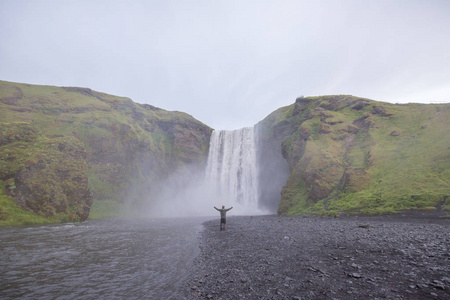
[1,0,449,129]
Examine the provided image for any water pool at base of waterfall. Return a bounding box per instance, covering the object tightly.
[0,217,210,299]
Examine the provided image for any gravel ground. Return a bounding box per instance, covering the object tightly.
[183,212,450,300]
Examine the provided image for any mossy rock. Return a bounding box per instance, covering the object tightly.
[258,95,450,216]
[0,80,212,225]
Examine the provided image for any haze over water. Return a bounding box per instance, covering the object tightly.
[0,127,270,298]
[148,127,270,217]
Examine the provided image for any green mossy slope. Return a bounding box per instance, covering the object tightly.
[0,81,212,225]
[2,81,448,223]
[258,95,450,216]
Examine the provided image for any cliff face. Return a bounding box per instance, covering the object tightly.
[255,108,291,212]
[257,95,450,216]
[0,122,92,222]
[0,81,211,225]
[1,80,449,224]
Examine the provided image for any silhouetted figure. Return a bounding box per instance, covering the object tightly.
[214,205,233,231]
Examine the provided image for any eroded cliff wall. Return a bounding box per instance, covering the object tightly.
[0,81,212,224]
[257,95,450,216]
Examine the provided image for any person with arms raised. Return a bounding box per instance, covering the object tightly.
[214,205,233,231]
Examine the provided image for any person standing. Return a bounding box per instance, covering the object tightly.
[214,205,233,231]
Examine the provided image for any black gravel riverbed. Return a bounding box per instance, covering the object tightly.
[183,213,450,300]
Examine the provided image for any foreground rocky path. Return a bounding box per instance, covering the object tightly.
[183,214,449,299]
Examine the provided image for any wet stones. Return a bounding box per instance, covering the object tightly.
[183,214,450,299]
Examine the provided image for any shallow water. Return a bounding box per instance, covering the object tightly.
[0,217,210,299]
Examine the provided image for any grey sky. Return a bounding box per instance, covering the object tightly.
[1,0,449,130]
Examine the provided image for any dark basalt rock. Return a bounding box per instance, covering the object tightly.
[370,105,393,117]
[183,214,450,299]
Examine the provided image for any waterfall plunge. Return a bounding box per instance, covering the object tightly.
[144,126,276,217]
[205,127,266,215]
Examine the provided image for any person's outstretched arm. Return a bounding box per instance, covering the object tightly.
[214,207,220,211]
[226,207,233,211]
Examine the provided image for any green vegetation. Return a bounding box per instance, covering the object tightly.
[88,199,122,219]
[0,123,91,223]
[0,180,58,226]
[2,81,448,223]
[260,95,450,216]
[0,81,212,225]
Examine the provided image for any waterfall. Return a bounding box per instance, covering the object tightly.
[205,127,264,214]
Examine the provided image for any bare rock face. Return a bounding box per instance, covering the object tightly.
[158,118,212,164]
[370,105,393,117]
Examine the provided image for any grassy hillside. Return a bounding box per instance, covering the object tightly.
[258,95,450,216]
[2,81,448,224]
[0,81,211,225]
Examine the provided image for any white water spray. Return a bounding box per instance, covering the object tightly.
[205,127,265,214]
[144,127,268,217]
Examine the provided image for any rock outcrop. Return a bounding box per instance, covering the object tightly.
[0,81,212,224]
[1,80,449,224]
[257,95,450,216]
